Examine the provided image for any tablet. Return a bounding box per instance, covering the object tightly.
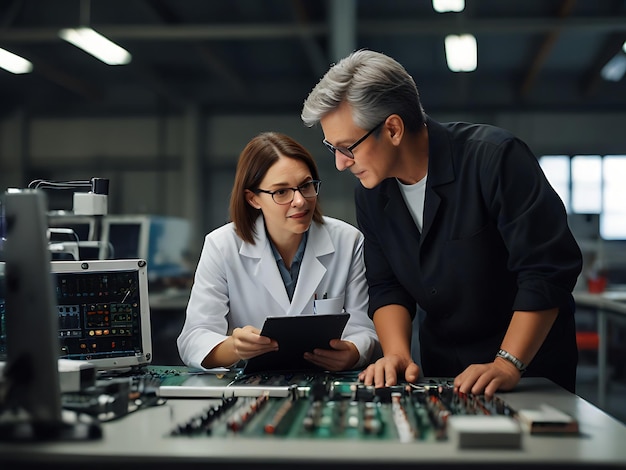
[243,313,350,374]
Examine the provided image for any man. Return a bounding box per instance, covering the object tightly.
[301,49,582,396]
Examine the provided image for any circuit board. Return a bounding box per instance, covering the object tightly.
[169,374,517,443]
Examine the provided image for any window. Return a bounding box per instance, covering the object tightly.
[539,155,570,212]
[602,156,626,239]
[540,154,626,240]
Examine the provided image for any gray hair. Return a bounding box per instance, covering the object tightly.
[301,49,426,133]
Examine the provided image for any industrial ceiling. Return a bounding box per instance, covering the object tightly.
[1,0,626,118]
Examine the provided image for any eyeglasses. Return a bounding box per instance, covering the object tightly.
[323,119,386,159]
[254,180,321,205]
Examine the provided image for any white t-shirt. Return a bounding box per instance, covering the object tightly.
[397,175,427,232]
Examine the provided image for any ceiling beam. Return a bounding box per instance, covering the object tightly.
[0,0,24,28]
[2,17,626,44]
[109,0,245,108]
[0,1,101,102]
[142,0,247,97]
[580,32,626,97]
[580,0,626,97]
[519,0,576,98]
[26,54,104,101]
[290,0,329,77]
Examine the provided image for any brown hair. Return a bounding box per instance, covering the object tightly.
[229,132,324,244]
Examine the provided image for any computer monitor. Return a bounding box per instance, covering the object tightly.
[51,259,152,371]
[47,213,96,242]
[0,258,153,372]
[100,215,191,282]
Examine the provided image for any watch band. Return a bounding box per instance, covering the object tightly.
[496,349,527,373]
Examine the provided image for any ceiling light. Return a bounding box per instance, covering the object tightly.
[433,0,465,13]
[601,54,626,82]
[59,27,131,65]
[445,34,477,72]
[0,48,33,74]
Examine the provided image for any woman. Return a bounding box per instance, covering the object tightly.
[177,131,379,371]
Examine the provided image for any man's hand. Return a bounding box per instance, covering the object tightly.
[304,339,359,371]
[357,354,420,387]
[453,359,521,398]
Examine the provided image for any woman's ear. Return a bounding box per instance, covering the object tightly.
[245,189,261,210]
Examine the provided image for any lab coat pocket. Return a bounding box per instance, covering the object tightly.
[313,295,344,315]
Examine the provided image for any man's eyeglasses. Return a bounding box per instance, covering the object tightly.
[323,119,386,159]
[254,180,321,205]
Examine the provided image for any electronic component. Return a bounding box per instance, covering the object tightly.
[58,359,96,392]
[51,259,152,371]
[167,375,527,446]
[517,404,579,435]
[447,415,522,449]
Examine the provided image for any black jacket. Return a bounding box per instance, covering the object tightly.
[355,117,583,392]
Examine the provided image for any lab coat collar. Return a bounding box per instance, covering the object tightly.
[240,216,333,315]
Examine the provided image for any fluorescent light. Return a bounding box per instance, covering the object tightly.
[601,53,626,82]
[433,0,465,13]
[59,27,131,65]
[0,47,33,74]
[599,40,626,82]
[444,34,477,72]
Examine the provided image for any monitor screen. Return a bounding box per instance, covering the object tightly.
[100,215,191,282]
[48,215,96,242]
[51,259,152,370]
[107,222,143,259]
[0,259,152,370]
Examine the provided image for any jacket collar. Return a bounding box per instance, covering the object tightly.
[377,116,455,242]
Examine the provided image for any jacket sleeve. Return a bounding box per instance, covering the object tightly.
[339,226,382,367]
[480,137,582,311]
[355,183,418,320]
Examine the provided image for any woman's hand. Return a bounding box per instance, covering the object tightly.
[231,325,278,360]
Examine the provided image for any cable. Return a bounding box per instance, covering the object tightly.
[27,178,109,195]
[28,180,92,190]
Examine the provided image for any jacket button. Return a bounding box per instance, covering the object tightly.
[430,288,437,295]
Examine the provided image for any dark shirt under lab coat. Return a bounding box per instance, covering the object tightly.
[355,117,583,392]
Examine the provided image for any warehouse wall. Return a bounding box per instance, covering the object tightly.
[2,109,626,263]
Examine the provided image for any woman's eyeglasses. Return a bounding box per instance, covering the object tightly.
[254,180,321,205]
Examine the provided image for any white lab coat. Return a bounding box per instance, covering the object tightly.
[177,215,379,370]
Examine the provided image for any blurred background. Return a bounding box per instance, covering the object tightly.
[1,0,625,421]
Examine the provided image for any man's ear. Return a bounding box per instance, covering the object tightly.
[245,189,261,209]
[385,114,404,144]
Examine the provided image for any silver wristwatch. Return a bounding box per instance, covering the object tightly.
[496,349,527,374]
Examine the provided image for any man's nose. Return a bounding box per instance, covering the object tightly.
[335,153,354,172]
